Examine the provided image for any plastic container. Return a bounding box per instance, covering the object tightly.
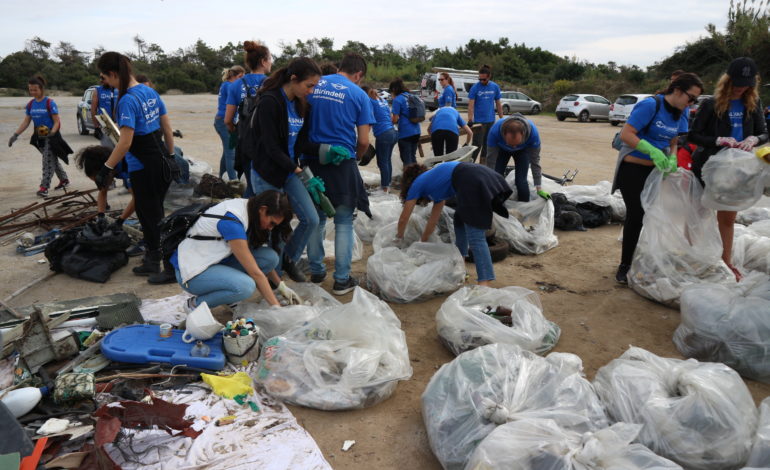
[1,386,48,418]
[159,323,172,338]
[190,340,211,357]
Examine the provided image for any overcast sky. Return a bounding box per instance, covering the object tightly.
[1,0,727,68]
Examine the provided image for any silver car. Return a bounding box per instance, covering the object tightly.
[555,94,611,122]
[609,94,653,126]
[500,91,541,115]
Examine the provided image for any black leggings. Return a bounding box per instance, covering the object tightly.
[431,130,458,156]
[617,160,654,265]
[129,156,170,252]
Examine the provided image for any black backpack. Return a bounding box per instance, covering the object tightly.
[158,202,238,261]
[234,78,262,174]
[406,93,426,123]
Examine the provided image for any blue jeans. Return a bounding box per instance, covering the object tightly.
[375,128,398,188]
[306,204,354,282]
[243,161,255,198]
[454,220,494,282]
[398,134,420,166]
[494,147,537,202]
[251,169,319,263]
[175,246,279,308]
[214,117,236,180]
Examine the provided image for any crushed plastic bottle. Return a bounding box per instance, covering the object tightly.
[190,340,211,357]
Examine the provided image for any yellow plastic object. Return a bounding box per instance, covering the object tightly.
[200,372,254,399]
[756,146,770,164]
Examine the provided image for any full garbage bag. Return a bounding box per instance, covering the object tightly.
[493,199,558,255]
[737,206,770,226]
[372,208,444,251]
[733,224,770,274]
[422,343,608,470]
[254,287,412,410]
[366,242,465,303]
[746,397,770,468]
[593,346,758,470]
[465,419,682,470]
[436,286,560,356]
[701,148,769,211]
[354,192,402,242]
[628,170,733,307]
[674,271,770,383]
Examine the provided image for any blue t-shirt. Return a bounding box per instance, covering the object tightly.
[283,88,303,160]
[170,211,245,270]
[26,97,57,129]
[303,74,375,158]
[438,85,456,108]
[115,160,132,189]
[431,107,466,135]
[215,81,230,119]
[226,73,266,108]
[487,117,541,152]
[96,86,116,119]
[406,161,460,202]
[391,93,421,139]
[627,95,688,160]
[370,98,394,137]
[729,99,745,141]
[117,84,166,171]
[468,81,501,123]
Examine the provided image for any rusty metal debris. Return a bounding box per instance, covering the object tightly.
[0,189,105,241]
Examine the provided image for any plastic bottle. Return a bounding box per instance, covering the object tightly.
[1,386,49,418]
[191,340,210,357]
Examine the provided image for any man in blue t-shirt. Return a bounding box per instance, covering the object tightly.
[467,65,503,163]
[301,53,375,295]
[486,114,548,202]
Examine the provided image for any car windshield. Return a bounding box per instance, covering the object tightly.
[616,96,638,105]
[563,95,579,102]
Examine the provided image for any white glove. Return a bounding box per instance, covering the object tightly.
[276,281,302,305]
[391,236,407,249]
[716,136,739,147]
[737,136,759,151]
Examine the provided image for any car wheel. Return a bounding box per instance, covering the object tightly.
[556,115,566,121]
[610,121,620,126]
[484,227,497,243]
[578,111,590,123]
[502,104,510,115]
[531,105,540,115]
[77,115,89,135]
[487,237,509,263]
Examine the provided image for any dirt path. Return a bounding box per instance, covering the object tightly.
[1,95,768,469]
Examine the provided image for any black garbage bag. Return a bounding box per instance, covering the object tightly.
[45,219,129,283]
[551,193,586,231]
[576,201,611,228]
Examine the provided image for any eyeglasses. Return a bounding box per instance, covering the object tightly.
[683,90,698,104]
[438,78,446,82]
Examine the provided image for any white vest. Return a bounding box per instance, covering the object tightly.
[178,198,250,284]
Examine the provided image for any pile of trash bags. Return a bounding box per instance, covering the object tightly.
[436,286,560,356]
[628,170,733,306]
[674,271,770,383]
[422,343,608,470]
[737,206,770,226]
[701,148,770,211]
[593,346,758,470]
[493,199,558,255]
[747,397,770,468]
[465,420,682,470]
[366,242,465,303]
[733,221,770,274]
[253,288,412,410]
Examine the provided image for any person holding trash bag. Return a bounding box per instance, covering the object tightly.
[8,74,71,198]
[612,72,703,284]
[171,190,301,310]
[215,65,245,181]
[396,161,512,286]
[689,58,768,281]
[362,85,398,191]
[249,57,322,283]
[428,105,472,156]
[95,52,180,283]
[300,52,375,295]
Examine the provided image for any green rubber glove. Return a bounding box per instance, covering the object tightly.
[635,139,669,173]
[319,144,350,165]
[536,189,551,200]
[305,176,326,204]
[667,154,678,173]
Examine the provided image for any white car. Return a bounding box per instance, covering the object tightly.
[609,94,653,126]
[500,91,541,115]
[555,94,611,122]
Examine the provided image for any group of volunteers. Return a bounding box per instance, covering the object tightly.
[6,43,769,312]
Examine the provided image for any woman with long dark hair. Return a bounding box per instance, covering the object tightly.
[389,78,422,165]
[249,57,322,282]
[689,57,769,280]
[95,51,179,283]
[362,85,398,191]
[437,72,456,108]
[215,65,244,180]
[171,190,300,309]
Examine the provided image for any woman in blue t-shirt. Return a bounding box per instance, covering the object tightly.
[250,57,322,283]
[689,57,769,280]
[395,162,512,285]
[8,75,70,197]
[362,86,398,190]
[437,73,456,108]
[215,65,244,181]
[428,106,472,156]
[611,72,703,284]
[95,52,180,283]
[389,78,422,166]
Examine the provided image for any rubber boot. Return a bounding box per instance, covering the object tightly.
[148,259,177,285]
[132,250,161,276]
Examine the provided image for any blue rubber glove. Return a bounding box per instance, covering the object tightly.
[305,176,326,204]
[319,144,350,165]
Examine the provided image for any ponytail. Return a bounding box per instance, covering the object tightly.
[97,52,134,99]
[243,41,270,72]
[221,65,246,82]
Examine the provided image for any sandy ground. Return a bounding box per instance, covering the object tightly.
[1,95,769,469]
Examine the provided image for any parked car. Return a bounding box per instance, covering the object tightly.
[76,85,98,135]
[420,68,478,110]
[500,91,541,115]
[609,94,653,126]
[555,94,611,122]
[688,94,713,127]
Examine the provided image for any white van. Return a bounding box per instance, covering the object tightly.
[420,67,479,110]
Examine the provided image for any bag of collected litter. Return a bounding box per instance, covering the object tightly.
[737,206,770,226]
[674,271,770,383]
[701,147,769,211]
[186,156,214,185]
[593,346,758,470]
[422,343,608,470]
[747,397,770,468]
[372,216,442,251]
[493,199,558,255]
[46,219,130,283]
[436,286,560,356]
[628,170,733,307]
[732,224,770,274]
[254,287,412,410]
[465,419,683,470]
[354,194,402,242]
[366,242,465,303]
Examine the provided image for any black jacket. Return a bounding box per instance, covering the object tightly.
[688,96,769,176]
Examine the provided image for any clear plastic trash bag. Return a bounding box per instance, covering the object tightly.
[493,199,558,255]
[746,397,770,468]
[701,147,769,211]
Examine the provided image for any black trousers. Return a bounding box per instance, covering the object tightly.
[616,160,654,265]
[430,130,459,156]
[129,156,170,252]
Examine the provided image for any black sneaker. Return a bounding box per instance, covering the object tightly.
[615,264,630,285]
[332,276,358,295]
[148,269,176,285]
[310,272,326,284]
[282,256,307,283]
[54,179,69,190]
